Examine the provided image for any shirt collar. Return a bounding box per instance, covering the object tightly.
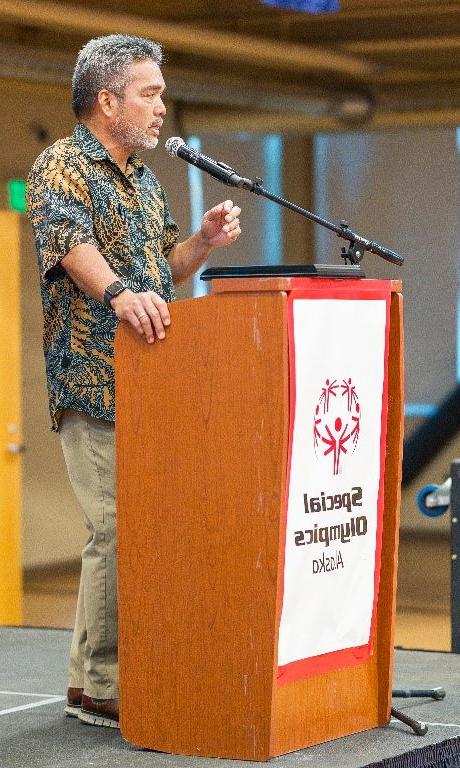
[127,154,145,176]
[73,123,145,176]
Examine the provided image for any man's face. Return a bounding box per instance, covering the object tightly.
[109,59,166,151]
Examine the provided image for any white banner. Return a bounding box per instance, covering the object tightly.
[278,297,388,673]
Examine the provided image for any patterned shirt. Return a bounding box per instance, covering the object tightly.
[27,123,179,431]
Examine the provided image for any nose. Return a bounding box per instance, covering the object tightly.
[155,96,166,117]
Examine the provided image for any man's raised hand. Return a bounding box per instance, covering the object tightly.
[200,200,241,249]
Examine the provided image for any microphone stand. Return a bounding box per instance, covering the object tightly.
[165,139,404,267]
[220,166,404,267]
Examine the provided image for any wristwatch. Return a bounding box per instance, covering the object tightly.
[103,280,126,306]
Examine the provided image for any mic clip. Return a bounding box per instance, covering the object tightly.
[339,222,366,265]
[246,176,265,195]
[341,241,365,266]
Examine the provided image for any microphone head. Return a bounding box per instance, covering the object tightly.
[165,137,185,157]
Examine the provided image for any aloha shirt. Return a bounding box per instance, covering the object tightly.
[27,123,179,431]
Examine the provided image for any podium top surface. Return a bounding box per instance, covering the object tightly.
[200,264,365,280]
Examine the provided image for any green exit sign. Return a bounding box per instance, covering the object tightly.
[8,179,27,213]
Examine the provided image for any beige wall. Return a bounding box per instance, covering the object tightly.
[21,219,86,568]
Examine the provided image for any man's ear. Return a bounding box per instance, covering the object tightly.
[97,89,118,117]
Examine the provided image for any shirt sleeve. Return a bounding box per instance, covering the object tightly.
[161,188,180,259]
[27,153,99,283]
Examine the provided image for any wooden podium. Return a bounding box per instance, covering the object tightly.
[115,275,403,761]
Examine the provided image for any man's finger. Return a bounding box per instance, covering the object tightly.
[205,200,233,220]
[149,293,170,326]
[223,218,240,233]
[224,205,241,222]
[127,309,153,342]
[228,225,241,241]
[145,306,166,341]
[137,311,156,343]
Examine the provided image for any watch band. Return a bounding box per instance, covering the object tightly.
[103,280,126,306]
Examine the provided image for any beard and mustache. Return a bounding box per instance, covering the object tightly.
[110,109,160,151]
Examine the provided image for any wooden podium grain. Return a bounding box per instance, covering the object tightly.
[115,277,403,761]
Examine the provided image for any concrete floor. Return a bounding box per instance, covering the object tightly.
[0,628,459,768]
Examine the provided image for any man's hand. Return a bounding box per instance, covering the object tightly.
[200,200,241,249]
[167,200,242,284]
[110,289,170,344]
[61,243,169,342]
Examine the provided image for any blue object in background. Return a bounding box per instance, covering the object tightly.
[260,0,339,13]
[417,484,449,518]
[262,135,283,266]
[186,136,207,298]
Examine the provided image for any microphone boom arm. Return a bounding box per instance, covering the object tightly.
[240,178,403,267]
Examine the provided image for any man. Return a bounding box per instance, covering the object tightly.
[27,34,241,729]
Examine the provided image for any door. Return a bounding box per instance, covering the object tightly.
[0,211,23,623]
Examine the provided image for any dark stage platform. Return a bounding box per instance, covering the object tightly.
[0,628,459,768]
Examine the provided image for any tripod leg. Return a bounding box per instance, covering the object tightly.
[391,707,428,736]
[392,687,446,700]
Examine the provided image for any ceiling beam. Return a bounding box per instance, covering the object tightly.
[0,0,377,80]
[342,35,460,54]
[207,1,460,28]
[181,103,460,135]
[0,68,458,136]
[377,67,460,83]
[0,41,354,116]
[337,0,460,21]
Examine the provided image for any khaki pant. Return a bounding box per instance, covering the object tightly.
[60,410,118,699]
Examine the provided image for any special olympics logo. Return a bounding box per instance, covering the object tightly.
[313,378,361,475]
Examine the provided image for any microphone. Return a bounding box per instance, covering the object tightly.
[165,137,253,189]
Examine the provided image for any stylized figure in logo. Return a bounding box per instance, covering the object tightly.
[341,378,358,412]
[313,405,322,449]
[318,378,338,414]
[321,417,352,475]
[313,377,361,474]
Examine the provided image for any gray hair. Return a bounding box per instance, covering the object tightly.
[72,34,163,119]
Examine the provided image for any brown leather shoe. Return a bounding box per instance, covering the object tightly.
[64,687,83,718]
[79,693,119,728]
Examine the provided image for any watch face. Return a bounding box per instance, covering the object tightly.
[104,281,125,305]
[108,281,124,296]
